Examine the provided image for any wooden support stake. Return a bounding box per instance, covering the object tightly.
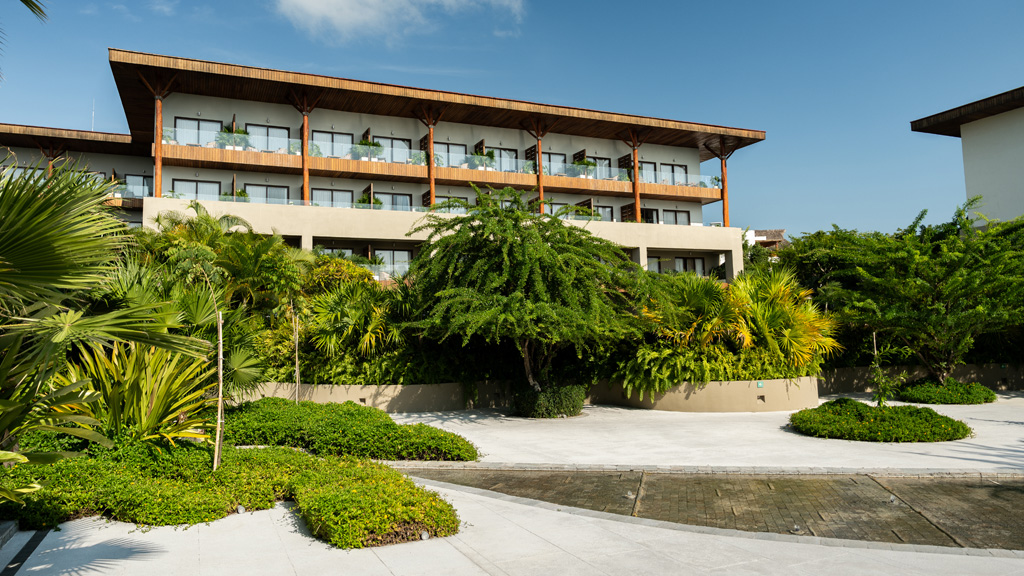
[213,311,224,471]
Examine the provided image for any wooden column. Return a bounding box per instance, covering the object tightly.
[417,107,446,206]
[536,136,544,213]
[154,96,163,197]
[631,147,640,222]
[721,156,730,228]
[301,113,310,205]
[704,136,735,228]
[429,124,439,205]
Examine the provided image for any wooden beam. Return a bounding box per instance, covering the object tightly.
[428,123,436,206]
[301,112,310,205]
[536,135,544,214]
[704,136,735,227]
[631,147,640,222]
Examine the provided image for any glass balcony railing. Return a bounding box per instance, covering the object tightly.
[163,129,304,156]
[640,171,720,188]
[360,263,410,282]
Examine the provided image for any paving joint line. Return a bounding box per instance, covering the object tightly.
[410,476,1024,557]
[869,475,971,549]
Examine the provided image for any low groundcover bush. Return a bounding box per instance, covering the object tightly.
[510,384,587,418]
[898,379,997,405]
[789,397,972,442]
[0,444,459,549]
[224,398,478,461]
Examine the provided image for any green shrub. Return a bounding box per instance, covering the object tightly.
[511,384,587,418]
[0,445,460,549]
[790,398,972,442]
[898,378,997,405]
[224,398,477,461]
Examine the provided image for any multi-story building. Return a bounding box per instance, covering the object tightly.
[912,85,1024,223]
[2,49,765,279]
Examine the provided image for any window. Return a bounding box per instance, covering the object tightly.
[549,202,569,219]
[124,174,153,198]
[320,247,353,257]
[311,131,353,158]
[674,257,706,276]
[374,192,412,211]
[435,195,468,214]
[588,157,612,180]
[492,148,518,172]
[174,118,222,146]
[247,124,291,153]
[640,208,659,224]
[374,249,412,279]
[595,205,614,222]
[172,179,221,200]
[647,257,661,273]
[246,184,296,205]
[542,152,566,175]
[663,210,690,226]
[639,161,657,183]
[662,164,689,186]
[373,137,412,163]
[311,188,353,208]
[434,142,468,167]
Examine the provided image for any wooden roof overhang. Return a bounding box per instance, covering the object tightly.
[911,85,1024,138]
[109,49,765,161]
[0,123,145,157]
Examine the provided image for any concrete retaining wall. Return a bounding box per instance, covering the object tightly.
[240,381,513,413]
[588,377,819,413]
[819,363,1024,394]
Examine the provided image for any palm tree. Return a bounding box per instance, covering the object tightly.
[0,161,203,501]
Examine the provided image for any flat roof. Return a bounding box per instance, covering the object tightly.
[0,123,145,157]
[910,85,1024,137]
[109,49,765,162]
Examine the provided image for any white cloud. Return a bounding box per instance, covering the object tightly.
[149,0,179,16]
[275,0,524,43]
[79,3,99,15]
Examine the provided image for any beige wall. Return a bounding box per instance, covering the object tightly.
[239,381,513,412]
[819,363,1024,394]
[961,107,1024,223]
[589,377,819,413]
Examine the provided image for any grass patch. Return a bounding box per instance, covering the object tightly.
[0,444,459,549]
[790,397,972,442]
[224,398,478,461]
[898,379,997,405]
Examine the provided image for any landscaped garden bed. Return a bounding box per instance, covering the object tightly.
[897,379,997,405]
[789,397,972,442]
[0,443,459,549]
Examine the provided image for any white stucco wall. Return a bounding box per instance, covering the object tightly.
[961,106,1024,223]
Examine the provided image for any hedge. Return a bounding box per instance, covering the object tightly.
[224,398,478,461]
[789,397,972,442]
[511,384,587,418]
[898,379,997,405]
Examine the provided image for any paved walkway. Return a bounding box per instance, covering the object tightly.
[3,480,1023,576]
[391,393,1024,471]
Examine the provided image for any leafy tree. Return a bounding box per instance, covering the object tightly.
[408,188,647,391]
[782,199,1024,381]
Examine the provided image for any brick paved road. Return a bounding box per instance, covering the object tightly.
[405,469,1024,550]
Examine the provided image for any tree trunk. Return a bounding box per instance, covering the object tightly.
[520,339,542,392]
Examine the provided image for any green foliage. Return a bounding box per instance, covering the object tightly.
[351,139,384,160]
[789,398,972,442]
[869,345,911,408]
[304,254,375,294]
[308,281,409,357]
[224,398,478,461]
[54,344,216,446]
[0,444,459,548]
[780,199,1024,380]
[408,187,647,392]
[510,384,587,418]
[898,379,997,405]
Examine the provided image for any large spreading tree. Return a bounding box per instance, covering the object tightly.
[782,198,1024,381]
[407,188,647,391]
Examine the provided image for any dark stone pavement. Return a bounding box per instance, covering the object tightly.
[404,469,1024,550]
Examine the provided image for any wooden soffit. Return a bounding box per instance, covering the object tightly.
[911,85,1024,138]
[109,49,765,162]
[0,123,144,156]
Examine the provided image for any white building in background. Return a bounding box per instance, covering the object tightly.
[1,49,767,279]
[912,85,1024,223]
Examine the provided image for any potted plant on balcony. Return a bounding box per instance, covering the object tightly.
[466,149,496,171]
[355,192,383,209]
[523,161,536,175]
[216,127,250,150]
[162,128,177,145]
[350,139,384,162]
[409,151,427,165]
[571,158,597,179]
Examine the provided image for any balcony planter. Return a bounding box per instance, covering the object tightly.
[466,150,496,171]
[216,127,250,151]
[351,139,384,162]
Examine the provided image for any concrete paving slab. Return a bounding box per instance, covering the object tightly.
[390,393,1024,471]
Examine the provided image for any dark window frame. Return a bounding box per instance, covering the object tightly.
[310,130,354,157]
[171,178,222,198]
[173,117,223,146]
[663,209,691,226]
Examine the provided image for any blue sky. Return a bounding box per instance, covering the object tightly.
[2,0,1023,235]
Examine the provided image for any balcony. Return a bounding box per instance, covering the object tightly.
[158,130,722,203]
